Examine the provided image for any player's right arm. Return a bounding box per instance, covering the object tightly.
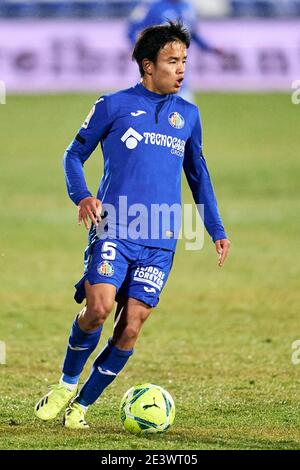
[63,97,112,229]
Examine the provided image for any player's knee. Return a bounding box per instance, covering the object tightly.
[86,299,114,327]
[121,324,140,343]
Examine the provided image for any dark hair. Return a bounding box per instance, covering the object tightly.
[132,21,191,77]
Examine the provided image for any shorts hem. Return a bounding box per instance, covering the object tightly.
[127,294,158,309]
[74,275,120,304]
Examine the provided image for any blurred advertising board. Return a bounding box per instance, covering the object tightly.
[0,20,299,92]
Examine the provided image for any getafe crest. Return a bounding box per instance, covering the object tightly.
[168,112,185,130]
[97,261,114,277]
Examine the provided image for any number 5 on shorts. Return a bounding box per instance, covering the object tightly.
[101,241,117,260]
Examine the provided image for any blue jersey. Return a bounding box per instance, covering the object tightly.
[128,0,212,52]
[63,83,226,252]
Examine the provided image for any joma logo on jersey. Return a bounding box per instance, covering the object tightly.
[121,127,186,157]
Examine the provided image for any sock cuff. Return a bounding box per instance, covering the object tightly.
[110,344,134,358]
[73,317,103,337]
[107,337,134,357]
[76,397,90,408]
[61,374,80,386]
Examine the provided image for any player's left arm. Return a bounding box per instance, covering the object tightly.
[183,109,230,267]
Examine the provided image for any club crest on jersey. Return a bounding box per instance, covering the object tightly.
[97,261,114,277]
[168,112,185,130]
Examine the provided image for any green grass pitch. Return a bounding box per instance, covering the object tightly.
[0,92,299,450]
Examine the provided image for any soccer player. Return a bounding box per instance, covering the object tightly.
[34,22,230,429]
[128,0,227,101]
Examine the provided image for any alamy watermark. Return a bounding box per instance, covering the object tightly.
[291,80,300,105]
[291,340,300,365]
[0,81,6,104]
[0,341,6,364]
[96,197,205,251]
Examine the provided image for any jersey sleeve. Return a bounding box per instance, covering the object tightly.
[127,3,152,45]
[187,2,213,52]
[183,109,227,242]
[63,97,112,205]
[191,31,213,52]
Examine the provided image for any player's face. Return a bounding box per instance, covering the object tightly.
[148,41,187,95]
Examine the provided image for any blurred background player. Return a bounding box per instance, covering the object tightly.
[128,0,228,101]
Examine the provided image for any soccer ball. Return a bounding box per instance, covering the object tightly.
[120,383,175,435]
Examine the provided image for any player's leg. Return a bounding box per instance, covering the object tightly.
[34,235,129,421]
[60,281,116,386]
[112,297,152,350]
[34,282,116,421]
[35,239,132,424]
[60,237,129,392]
[64,247,175,428]
[64,298,152,429]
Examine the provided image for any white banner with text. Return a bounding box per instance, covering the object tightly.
[0,20,299,92]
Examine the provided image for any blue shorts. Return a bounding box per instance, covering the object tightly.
[74,238,174,308]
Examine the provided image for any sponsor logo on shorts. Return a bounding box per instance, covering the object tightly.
[168,112,185,129]
[144,286,156,293]
[133,266,165,291]
[97,261,114,277]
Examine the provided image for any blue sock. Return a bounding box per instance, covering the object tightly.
[62,317,102,384]
[76,339,134,406]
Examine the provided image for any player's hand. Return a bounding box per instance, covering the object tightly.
[215,239,230,268]
[78,197,102,230]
